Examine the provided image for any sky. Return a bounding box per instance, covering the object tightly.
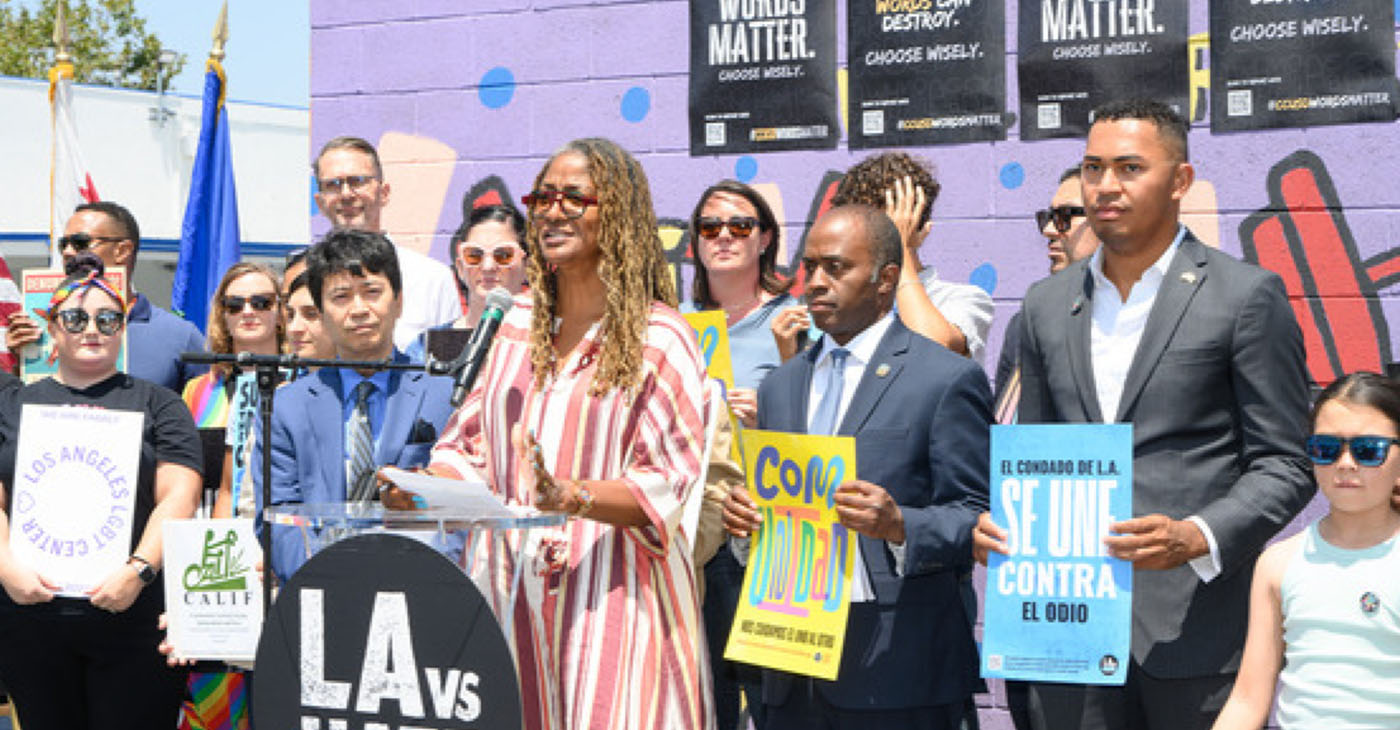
[18,0,309,108]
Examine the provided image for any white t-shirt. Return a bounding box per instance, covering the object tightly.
[392,244,462,350]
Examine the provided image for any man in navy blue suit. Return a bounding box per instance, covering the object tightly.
[256,228,454,581]
[724,205,992,729]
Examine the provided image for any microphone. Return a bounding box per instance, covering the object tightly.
[450,289,515,408]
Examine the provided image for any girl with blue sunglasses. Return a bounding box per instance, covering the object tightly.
[1213,372,1400,729]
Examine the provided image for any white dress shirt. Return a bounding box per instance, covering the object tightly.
[1087,226,1222,582]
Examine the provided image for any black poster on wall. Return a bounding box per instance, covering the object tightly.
[1017,0,1189,140]
[847,0,1007,148]
[689,0,840,155]
[1209,0,1398,132]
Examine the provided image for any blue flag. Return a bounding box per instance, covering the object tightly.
[173,61,240,332]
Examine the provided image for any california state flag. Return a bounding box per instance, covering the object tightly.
[50,59,100,267]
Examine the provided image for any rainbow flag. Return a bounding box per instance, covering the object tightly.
[179,671,249,730]
[182,373,231,428]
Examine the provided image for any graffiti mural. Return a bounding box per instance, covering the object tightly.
[312,3,1399,725]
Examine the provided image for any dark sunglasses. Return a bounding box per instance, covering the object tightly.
[316,175,378,194]
[697,216,759,239]
[56,308,125,336]
[58,232,126,252]
[461,247,520,266]
[222,294,278,313]
[522,189,598,220]
[1034,205,1087,233]
[1306,434,1398,467]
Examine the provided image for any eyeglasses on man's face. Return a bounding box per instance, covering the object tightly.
[55,308,125,336]
[58,232,126,253]
[522,189,598,220]
[1034,205,1087,234]
[316,175,378,194]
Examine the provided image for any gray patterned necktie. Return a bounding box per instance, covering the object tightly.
[345,380,376,502]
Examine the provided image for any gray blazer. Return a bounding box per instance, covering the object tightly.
[1018,230,1314,679]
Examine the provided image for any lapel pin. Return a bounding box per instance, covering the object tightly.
[1180,272,1198,284]
[875,364,890,378]
[1070,295,1084,315]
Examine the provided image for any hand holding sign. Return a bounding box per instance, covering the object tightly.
[833,480,905,543]
[728,387,758,428]
[86,561,144,613]
[0,561,58,605]
[1103,514,1208,570]
[721,483,762,538]
[972,511,1010,566]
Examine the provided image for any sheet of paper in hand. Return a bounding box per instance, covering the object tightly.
[378,467,516,518]
[9,403,143,596]
[164,518,263,661]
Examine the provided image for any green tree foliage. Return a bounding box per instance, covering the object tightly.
[0,0,184,90]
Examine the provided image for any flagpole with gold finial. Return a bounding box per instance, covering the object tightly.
[209,1,228,110]
[48,0,74,264]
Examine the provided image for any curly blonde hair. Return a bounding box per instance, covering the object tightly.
[524,138,676,395]
[207,262,283,379]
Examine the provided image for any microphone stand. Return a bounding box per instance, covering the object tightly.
[179,351,446,617]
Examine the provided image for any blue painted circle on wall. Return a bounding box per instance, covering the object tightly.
[970,263,998,295]
[620,86,650,123]
[734,156,759,182]
[478,67,515,109]
[999,162,1025,190]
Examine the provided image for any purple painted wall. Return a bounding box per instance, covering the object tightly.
[311,2,1400,726]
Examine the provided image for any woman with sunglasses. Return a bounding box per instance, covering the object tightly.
[181,262,283,519]
[685,180,793,430]
[422,138,711,730]
[1212,371,1400,729]
[405,205,529,363]
[0,253,202,729]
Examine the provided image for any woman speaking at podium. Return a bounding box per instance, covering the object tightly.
[428,138,713,730]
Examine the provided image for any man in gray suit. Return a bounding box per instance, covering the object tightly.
[974,99,1314,729]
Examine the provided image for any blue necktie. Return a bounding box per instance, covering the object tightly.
[346,380,376,502]
[809,348,849,436]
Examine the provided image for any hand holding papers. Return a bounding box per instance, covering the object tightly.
[376,466,518,520]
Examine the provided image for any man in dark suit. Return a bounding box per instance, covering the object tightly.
[975,99,1313,729]
[256,228,454,581]
[724,205,992,729]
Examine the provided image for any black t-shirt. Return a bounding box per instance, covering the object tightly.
[0,374,201,615]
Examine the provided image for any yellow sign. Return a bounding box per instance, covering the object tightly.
[683,310,735,390]
[725,430,856,680]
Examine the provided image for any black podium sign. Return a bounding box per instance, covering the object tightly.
[1017,0,1188,140]
[847,0,1007,148]
[1210,0,1398,131]
[689,0,840,155]
[254,533,521,729]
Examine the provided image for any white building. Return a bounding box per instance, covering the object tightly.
[0,74,308,304]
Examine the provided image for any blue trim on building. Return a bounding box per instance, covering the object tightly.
[0,233,301,258]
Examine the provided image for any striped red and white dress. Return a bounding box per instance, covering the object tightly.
[431,298,714,730]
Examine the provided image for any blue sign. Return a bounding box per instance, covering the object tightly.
[982,424,1133,685]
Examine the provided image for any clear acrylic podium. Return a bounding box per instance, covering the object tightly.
[263,502,568,655]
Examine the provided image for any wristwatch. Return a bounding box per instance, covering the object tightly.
[572,485,596,519]
[128,554,156,585]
